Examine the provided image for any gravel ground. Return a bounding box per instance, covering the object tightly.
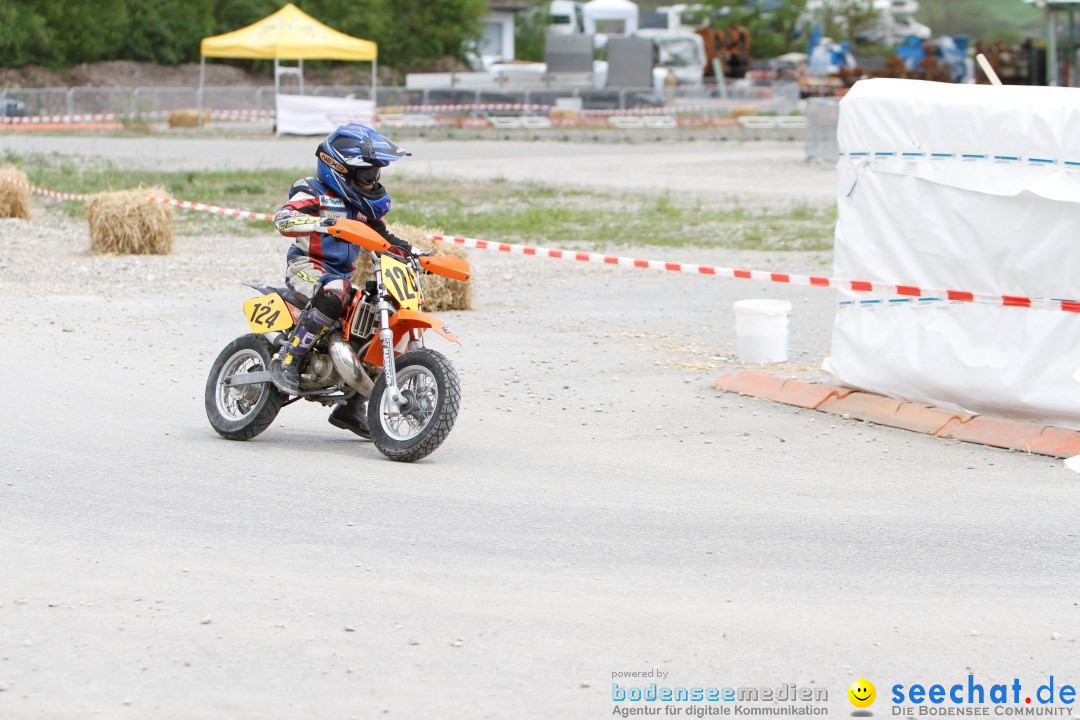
[0,202,832,372]
[1,139,1076,719]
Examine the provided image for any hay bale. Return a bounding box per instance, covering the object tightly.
[351,223,473,312]
[168,109,211,128]
[86,187,174,255]
[0,167,31,220]
[123,120,155,133]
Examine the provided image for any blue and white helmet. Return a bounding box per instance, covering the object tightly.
[315,123,411,220]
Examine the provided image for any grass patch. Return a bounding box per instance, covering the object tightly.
[2,149,836,250]
[2,149,294,235]
[391,176,836,251]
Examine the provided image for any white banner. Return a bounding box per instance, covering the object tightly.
[825,79,1080,428]
[275,94,375,136]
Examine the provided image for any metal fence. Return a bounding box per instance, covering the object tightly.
[1,82,801,118]
[805,98,840,162]
[2,87,71,115]
[0,85,281,117]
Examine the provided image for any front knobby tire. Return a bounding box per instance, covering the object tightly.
[205,334,285,441]
[368,349,460,462]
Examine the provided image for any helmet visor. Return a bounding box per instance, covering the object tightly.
[350,164,381,186]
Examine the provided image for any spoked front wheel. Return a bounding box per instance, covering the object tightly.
[205,334,285,441]
[367,349,460,462]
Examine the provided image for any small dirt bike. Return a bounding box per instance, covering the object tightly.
[205,219,471,462]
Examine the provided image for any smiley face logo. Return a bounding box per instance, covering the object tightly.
[848,679,876,708]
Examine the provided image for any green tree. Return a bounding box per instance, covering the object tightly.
[916,0,1039,44]
[812,0,878,44]
[374,0,486,71]
[0,1,52,68]
[212,0,282,34]
[38,0,132,65]
[128,0,214,65]
[302,0,487,71]
[700,0,809,59]
[0,0,488,72]
[514,3,550,63]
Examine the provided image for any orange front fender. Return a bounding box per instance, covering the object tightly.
[362,308,461,367]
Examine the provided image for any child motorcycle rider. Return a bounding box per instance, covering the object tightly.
[269,123,414,438]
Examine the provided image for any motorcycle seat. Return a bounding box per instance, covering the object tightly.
[275,287,309,309]
[242,281,310,310]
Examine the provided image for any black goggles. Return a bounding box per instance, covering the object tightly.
[349,164,381,185]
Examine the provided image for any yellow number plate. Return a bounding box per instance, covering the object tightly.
[243,292,294,333]
[381,255,421,311]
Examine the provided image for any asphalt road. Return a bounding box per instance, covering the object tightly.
[1,245,1075,719]
[1,137,1076,718]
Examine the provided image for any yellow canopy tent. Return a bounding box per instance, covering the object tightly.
[197,3,379,115]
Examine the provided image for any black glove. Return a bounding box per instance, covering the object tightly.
[385,233,413,254]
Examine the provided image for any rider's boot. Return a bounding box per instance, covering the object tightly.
[269,307,335,394]
[328,393,370,439]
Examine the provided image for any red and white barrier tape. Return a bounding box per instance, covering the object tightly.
[0,176,89,201]
[428,234,1080,314]
[207,109,274,120]
[394,103,551,113]
[3,174,1075,314]
[0,113,121,125]
[200,109,274,123]
[0,109,274,126]
[1,175,273,221]
[149,197,274,221]
[578,104,743,116]
[392,103,749,117]
[0,105,753,126]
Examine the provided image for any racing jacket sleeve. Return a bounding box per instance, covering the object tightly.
[274,182,321,238]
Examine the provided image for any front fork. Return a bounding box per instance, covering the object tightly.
[377,303,401,406]
[374,285,424,410]
[371,264,402,411]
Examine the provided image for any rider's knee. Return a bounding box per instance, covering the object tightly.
[313,280,349,319]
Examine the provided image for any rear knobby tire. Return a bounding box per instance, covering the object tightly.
[368,348,460,462]
[205,334,285,441]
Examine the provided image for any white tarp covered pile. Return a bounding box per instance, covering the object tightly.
[824,78,1080,429]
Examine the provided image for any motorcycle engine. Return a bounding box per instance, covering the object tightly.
[300,354,337,388]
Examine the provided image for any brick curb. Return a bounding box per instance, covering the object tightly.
[712,371,1080,458]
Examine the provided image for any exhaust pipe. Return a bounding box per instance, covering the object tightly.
[328,333,375,395]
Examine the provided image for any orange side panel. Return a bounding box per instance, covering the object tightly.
[393,308,460,345]
[341,292,363,341]
[361,309,461,367]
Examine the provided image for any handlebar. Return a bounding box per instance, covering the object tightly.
[325,218,391,253]
[327,218,471,282]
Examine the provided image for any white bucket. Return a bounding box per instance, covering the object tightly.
[733,299,792,364]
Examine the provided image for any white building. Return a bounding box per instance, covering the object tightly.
[477,0,532,66]
[582,0,640,38]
